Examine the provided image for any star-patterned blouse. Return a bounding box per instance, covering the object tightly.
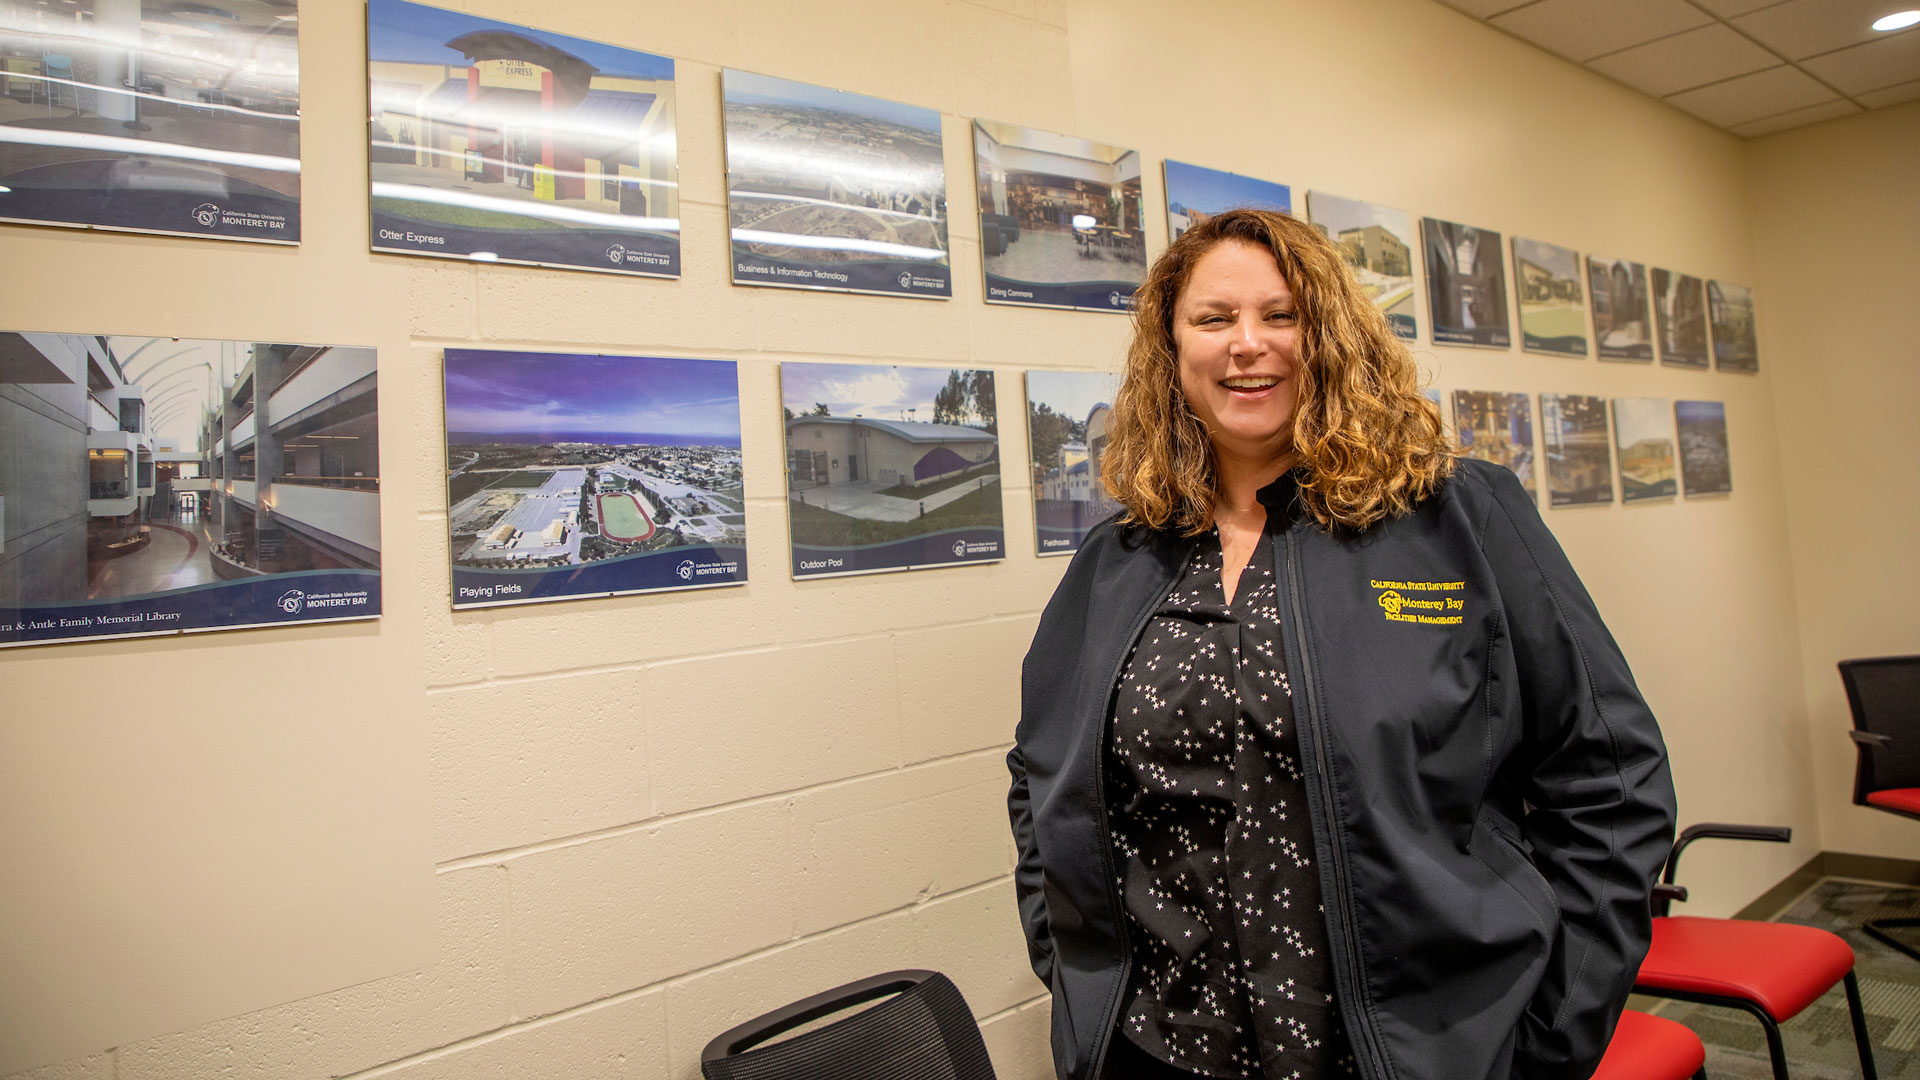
[1105,526,1358,1079]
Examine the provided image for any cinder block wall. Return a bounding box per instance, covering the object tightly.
[8,0,1899,1078]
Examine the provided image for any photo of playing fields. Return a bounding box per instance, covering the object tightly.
[974,120,1145,312]
[367,0,680,275]
[1163,159,1290,241]
[1653,268,1710,369]
[1541,394,1613,507]
[724,69,950,298]
[443,349,745,608]
[1423,218,1510,348]
[1709,280,1758,374]
[1453,390,1536,496]
[1612,397,1678,503]
[1307,191,1417,341]
[1676,400,1732,497]
[1026,369,1121,556]
[1588,255,1654,362]
[783,362,1003,578]
[1513,236,1588,358]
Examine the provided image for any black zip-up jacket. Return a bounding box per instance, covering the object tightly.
[1008,460,1676,1080]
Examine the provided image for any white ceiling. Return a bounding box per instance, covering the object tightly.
[1431,0,1920,137]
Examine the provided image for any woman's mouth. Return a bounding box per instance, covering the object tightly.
[1221,375,1281,394]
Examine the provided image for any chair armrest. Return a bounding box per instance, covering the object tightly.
[1651,881,1689,917]
[1850,730,1893,748]
[1662,822,1792,885]
[701,969,935,1063]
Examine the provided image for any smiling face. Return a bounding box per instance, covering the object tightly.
[1173,238,1302,477]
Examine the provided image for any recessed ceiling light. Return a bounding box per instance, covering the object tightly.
[1873,9,1920,30]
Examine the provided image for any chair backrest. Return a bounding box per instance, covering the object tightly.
[1839,655,1920,800]
[700,969,997,1080]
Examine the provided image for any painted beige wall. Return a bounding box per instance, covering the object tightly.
[3,0,1902,1077]
[1747,101,1920,862]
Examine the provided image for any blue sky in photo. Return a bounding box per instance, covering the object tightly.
[1164,159,1291,216]
[725,69,940,133]
[1026,370,1118,425]
[445,350,739,441]
[782,362,985,420]
[368,0,674,79]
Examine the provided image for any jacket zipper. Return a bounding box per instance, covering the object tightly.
[1086,545,1192,1080]
[1283,528,1395,1080]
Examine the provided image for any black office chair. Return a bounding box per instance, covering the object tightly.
[1839,655,1920,961]
[700,969,997,1080]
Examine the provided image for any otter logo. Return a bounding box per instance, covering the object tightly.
[606,243,626,265]
[1108,291,1125,308]
[897,270,913,289]
[276,589,306,615]
[1377,590,1404,617]
[191,203,221,228]
[675,559,696,581]
[952,539,969,558]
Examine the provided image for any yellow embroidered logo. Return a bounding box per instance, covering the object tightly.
[1370,579,1466,626]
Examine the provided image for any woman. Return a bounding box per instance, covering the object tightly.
[1007,209,1675,1080]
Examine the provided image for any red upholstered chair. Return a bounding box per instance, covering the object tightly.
[1840,656,1920,961]
[1590,1009,1707,1080]
[1634,824,1880,1080]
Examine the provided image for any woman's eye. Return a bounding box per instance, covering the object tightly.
[1269,311,1296,322]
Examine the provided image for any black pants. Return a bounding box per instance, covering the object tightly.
[1101,1031,1212,1079]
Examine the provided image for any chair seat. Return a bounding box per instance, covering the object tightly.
[1591,1009,1706,1080]
[1637,915,1856,1021]
[1867,788,1920,815]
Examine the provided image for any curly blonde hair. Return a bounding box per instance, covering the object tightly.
[1103,208,1452,533]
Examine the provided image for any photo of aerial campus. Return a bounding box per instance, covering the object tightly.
[1588,255,1654,362]
[973,120,1144,312]
[1453,390,1537,496]
[1423,218,1510,348]
[723,69,950,298]
[1512,236,1588,357]
[1026,369,1121,556]
[782,361,1003,578]
[1676,399,1732,497]
[443,350,744,608]
[1307,190,1418,341]
[1163,159,1290,241]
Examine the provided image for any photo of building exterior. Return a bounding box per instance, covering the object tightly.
[782,362,1002,577]
[1512,236,1589,357]
[1025,369,1120,556]
[1708,280,1758,373]
[1162,158,1290,241]
[443,349,744,607]
[1423,218,1511,348]
[367,0,679,275]
[723,69,949,298]
[1452,390,1537,495]
[1540,393,1613,506]
[0,0,300,241]
[974,119,1144,312]
[1653,267,1710,369]
[1612,396,1679,502]
[1308,190,1417,340]
[1,332,380,646]
[1676,399,1732,497]
[1588,255,1655,362]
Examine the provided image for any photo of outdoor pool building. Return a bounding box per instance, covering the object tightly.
[0,333,380,609]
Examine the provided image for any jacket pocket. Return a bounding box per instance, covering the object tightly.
[1479,822,1561,931]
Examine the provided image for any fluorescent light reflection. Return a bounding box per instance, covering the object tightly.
[1,71,297,123]
[1872,10,1920,29]
[370,181,679,232]
[371,142,678,189]
[467,251,499,261]
[730,228,945,260]
[0,127,299,172]
[729,189,937,224]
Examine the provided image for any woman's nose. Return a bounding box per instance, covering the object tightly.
[1228,315,1262,357]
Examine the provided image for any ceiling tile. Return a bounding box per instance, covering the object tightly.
[1731,0,1909,59]
[1664,64,1837,125]
[1689,0,1789,16]
[1587,23,1778,95]
[1855,77,1920,106]
[1431,0,1538,17]
[1799,30,1920,94]
[1490,0,1713,62]
[1728,98,1865,136]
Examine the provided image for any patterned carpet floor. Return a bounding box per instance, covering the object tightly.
[1633,878,1920,1079]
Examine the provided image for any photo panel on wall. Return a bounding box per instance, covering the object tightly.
[1587,256,1655,362]
[1025,369,1121,556]
[0,0,301,242]
[442,350,746,609]
[1307,191,1419,342]
[1,332,380,648]
[782,362,1005,578]
[1708,281,1759,374]
[1452,390,1537,497]
[1162,159,1290,242]
[1676,400,1732,498]
[723,69,951,298]
[1540,393,1614,507]
[973,120,1146,312]
[1423,219,1511,348]
[1652,268,1710,369]
[367,0,681,275]
[1512,237,1588,358]
[1612,397,1679,503]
